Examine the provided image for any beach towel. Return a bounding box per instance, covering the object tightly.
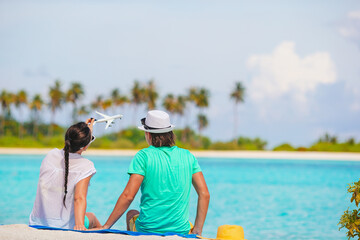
[29,225,198,238]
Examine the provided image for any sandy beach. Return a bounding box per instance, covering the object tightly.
[1,147,360,161]
[0,224,192,240]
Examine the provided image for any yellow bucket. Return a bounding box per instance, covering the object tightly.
[216,225,247,240]
[198,225,247,240]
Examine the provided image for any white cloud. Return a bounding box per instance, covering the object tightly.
[339,10,360,42]
[348,10,360,19]
[338,10,360,112]
[350,87,360,112]
[246,41,336,114]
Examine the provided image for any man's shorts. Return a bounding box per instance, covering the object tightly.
[128,214,139,232]
[84,215,90,229]
[128,214,194,233]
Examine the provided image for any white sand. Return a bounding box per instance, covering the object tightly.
[1,147,360,161]
[0,224,189,240]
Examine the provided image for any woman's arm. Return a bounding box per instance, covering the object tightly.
[191,172,210,236]
[102,174,144,229]
[73,175,92,230]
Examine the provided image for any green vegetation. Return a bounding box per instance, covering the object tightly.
[339,179,360,239]
[0,120,267,150]
[273,143,296,151]
[1,119,359,151]
[0,80,359,151]
[273,133,360,152]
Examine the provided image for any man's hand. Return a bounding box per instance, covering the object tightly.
[191,227,202,236]
[102,224,111,230]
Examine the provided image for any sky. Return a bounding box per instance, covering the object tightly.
[1,1,360,148]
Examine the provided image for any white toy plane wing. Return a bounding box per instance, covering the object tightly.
[105,119,114,129]
[93,111,123,130]
[95,111,109,118]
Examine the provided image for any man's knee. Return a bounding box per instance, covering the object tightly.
[85,212,95,228]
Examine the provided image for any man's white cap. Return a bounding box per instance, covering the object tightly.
[138,110,175,133]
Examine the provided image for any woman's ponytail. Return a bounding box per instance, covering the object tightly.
[63,139,71,208]
[62,122,91,208]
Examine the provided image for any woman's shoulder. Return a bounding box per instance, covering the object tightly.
[46,148,62,155]
[43,148,63,161]
[40,148,63,169]
[72,155,96,170]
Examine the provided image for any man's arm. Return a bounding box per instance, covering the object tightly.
[102,174,144,229]
[192,171,210,236]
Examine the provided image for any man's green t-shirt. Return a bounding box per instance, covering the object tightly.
[128,145,202,234]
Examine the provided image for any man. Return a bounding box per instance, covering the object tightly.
[102,110,210,235]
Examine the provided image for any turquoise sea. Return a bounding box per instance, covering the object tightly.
[0,154,359,239]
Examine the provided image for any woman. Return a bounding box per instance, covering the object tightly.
[102,110,210,235]
[29,118,101,230]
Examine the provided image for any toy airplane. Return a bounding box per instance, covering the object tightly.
[93,111,123,129]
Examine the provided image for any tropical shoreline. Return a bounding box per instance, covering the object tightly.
[1,147,360,161]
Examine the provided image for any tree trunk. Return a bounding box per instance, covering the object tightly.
[49,111,55,137]
[233,103,238,142]
[132,105,138,126]
[18,108,23,139]
[0,117,4,136]
[33,113,38,139]
[72,102,77,123]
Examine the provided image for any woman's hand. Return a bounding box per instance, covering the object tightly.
[85,118,95,133]
[74,224,87,231]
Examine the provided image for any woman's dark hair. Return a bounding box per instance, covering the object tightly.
[63,122,91,207]
[150,131,175,147]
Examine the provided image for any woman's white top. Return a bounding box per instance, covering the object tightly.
[29,148,96,229]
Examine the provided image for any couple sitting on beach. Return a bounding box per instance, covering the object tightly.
[29,110,210,236]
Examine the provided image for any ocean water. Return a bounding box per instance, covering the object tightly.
[0,154,359,240]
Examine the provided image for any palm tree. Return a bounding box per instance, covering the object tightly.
[145,80,158,110]
[48,80,64,136]
[102,99,113,113]
[175,95,187,141]
[111,88,129,132]
[230,82,245,139]
[193,88,210,135]
[111,88,120,113]
[176,95,186,115]
[15,90,28,138]
[116,95,129,112]
[29,94,44,138]
[174,95,186,127]
[186,87,198,126]
[0,90,14,119]
[0,90,14,135]
[162,94,177,115]
[91,95,104,111]
[77,105,89,119]
[111,88,129,113]
[66,82,84,123]
[194,88,209,111]
[131,80,145,124]
[188,87,197,103]
[197,114,208,137]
